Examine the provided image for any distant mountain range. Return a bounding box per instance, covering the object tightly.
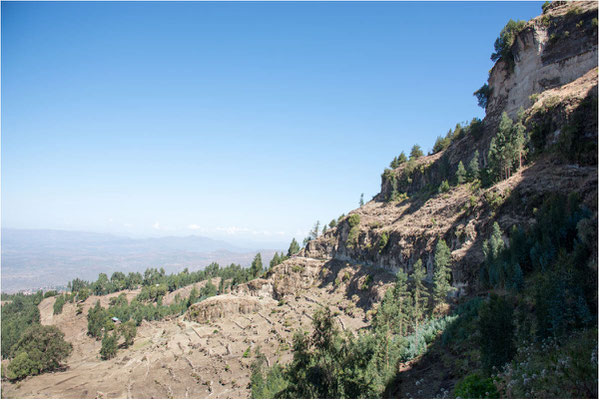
[1,228,281,293]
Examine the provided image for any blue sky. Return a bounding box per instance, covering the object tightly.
[2,1,543,248]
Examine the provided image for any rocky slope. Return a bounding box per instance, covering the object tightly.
[303,0,598,295]
[2,2,597,398]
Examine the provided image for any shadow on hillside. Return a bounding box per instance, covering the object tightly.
[381,149,598,397]
[317,259,395,317]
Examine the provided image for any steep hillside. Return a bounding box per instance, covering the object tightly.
[2,2,597,399]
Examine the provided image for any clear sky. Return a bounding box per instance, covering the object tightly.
[2,1,543,248]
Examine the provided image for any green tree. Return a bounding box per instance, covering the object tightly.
[468,150,480,181]
[432,135,451,154]
[7,324,72,380]
[473,83,492,109]
[249,253,263,278]
[482,222,506,288]
[490,19,527,68]
[328,219,337,229]
[455,161,467,184]
[488,112,514,181]
[87,301,108,339]
[270,252,281,269]
[433,239,453,304]
[359,193,364,207]
[287,238,300,257]
[100,332,118,360]
[410,259,429,323]
[119,321,137,348]
[410,145,423,160]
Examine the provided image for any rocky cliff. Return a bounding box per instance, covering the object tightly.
[302,0,598,295]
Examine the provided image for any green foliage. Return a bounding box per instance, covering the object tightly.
[100,332,118,360]
[378,231,389,254]
[541,1,551,14]
[490,19,527,70]
[1,293,41,359]
[119,320,137,348]
[454,373,499,398]
[287,238,300,257]
[87,301,109,339]
[473,83,492,109]
[359,193,364,207]
[487,112,527,183]
[409,145,423,160]
[455,161,467,184]
[433,239,453,304]
[468,150,480,181]
[328,219,337,229]
[6,324,72,381]
[251,356,288,398]
[243,346,251,358]
[410,259,429,323]
[389,152,408,169]
[481,222,507,288]
[250,253,264,279]
[432,135,451,154]
[347,214,360,227]
[478,294,516,374]
[437,179,450,194]
[53,294,66,315]
[345,215,361,249]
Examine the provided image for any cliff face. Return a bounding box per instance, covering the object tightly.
[302,0,598,294]
[486,1,598,122]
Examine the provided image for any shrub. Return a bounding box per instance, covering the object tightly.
[347,214,361,227]
[53,295,66,315]
[438,180,450,193]
[243,346,251,358]
[454,373,499,398]
[378,231,389,253]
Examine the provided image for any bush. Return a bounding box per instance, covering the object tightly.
[7,324,72,380]
[378,231,389,253]
[438,180,450,193]
[347,214,361,227]
[53,295,66,315]
[454,373,499,398]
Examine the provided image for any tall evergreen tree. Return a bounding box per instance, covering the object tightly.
[482,222,506,288]
[433,239,453,304]
[287,238,300,257]
[359,193,365,207]
[456,161,467,184]
[468,150,480,181]
[410,145,424,160]
[410,259,429,323]
[397,151,407,164]
[100,332,118,360]
[249,253,263,279]
[270,252,281,269]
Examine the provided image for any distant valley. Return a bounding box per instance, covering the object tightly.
[1,229,280,293]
